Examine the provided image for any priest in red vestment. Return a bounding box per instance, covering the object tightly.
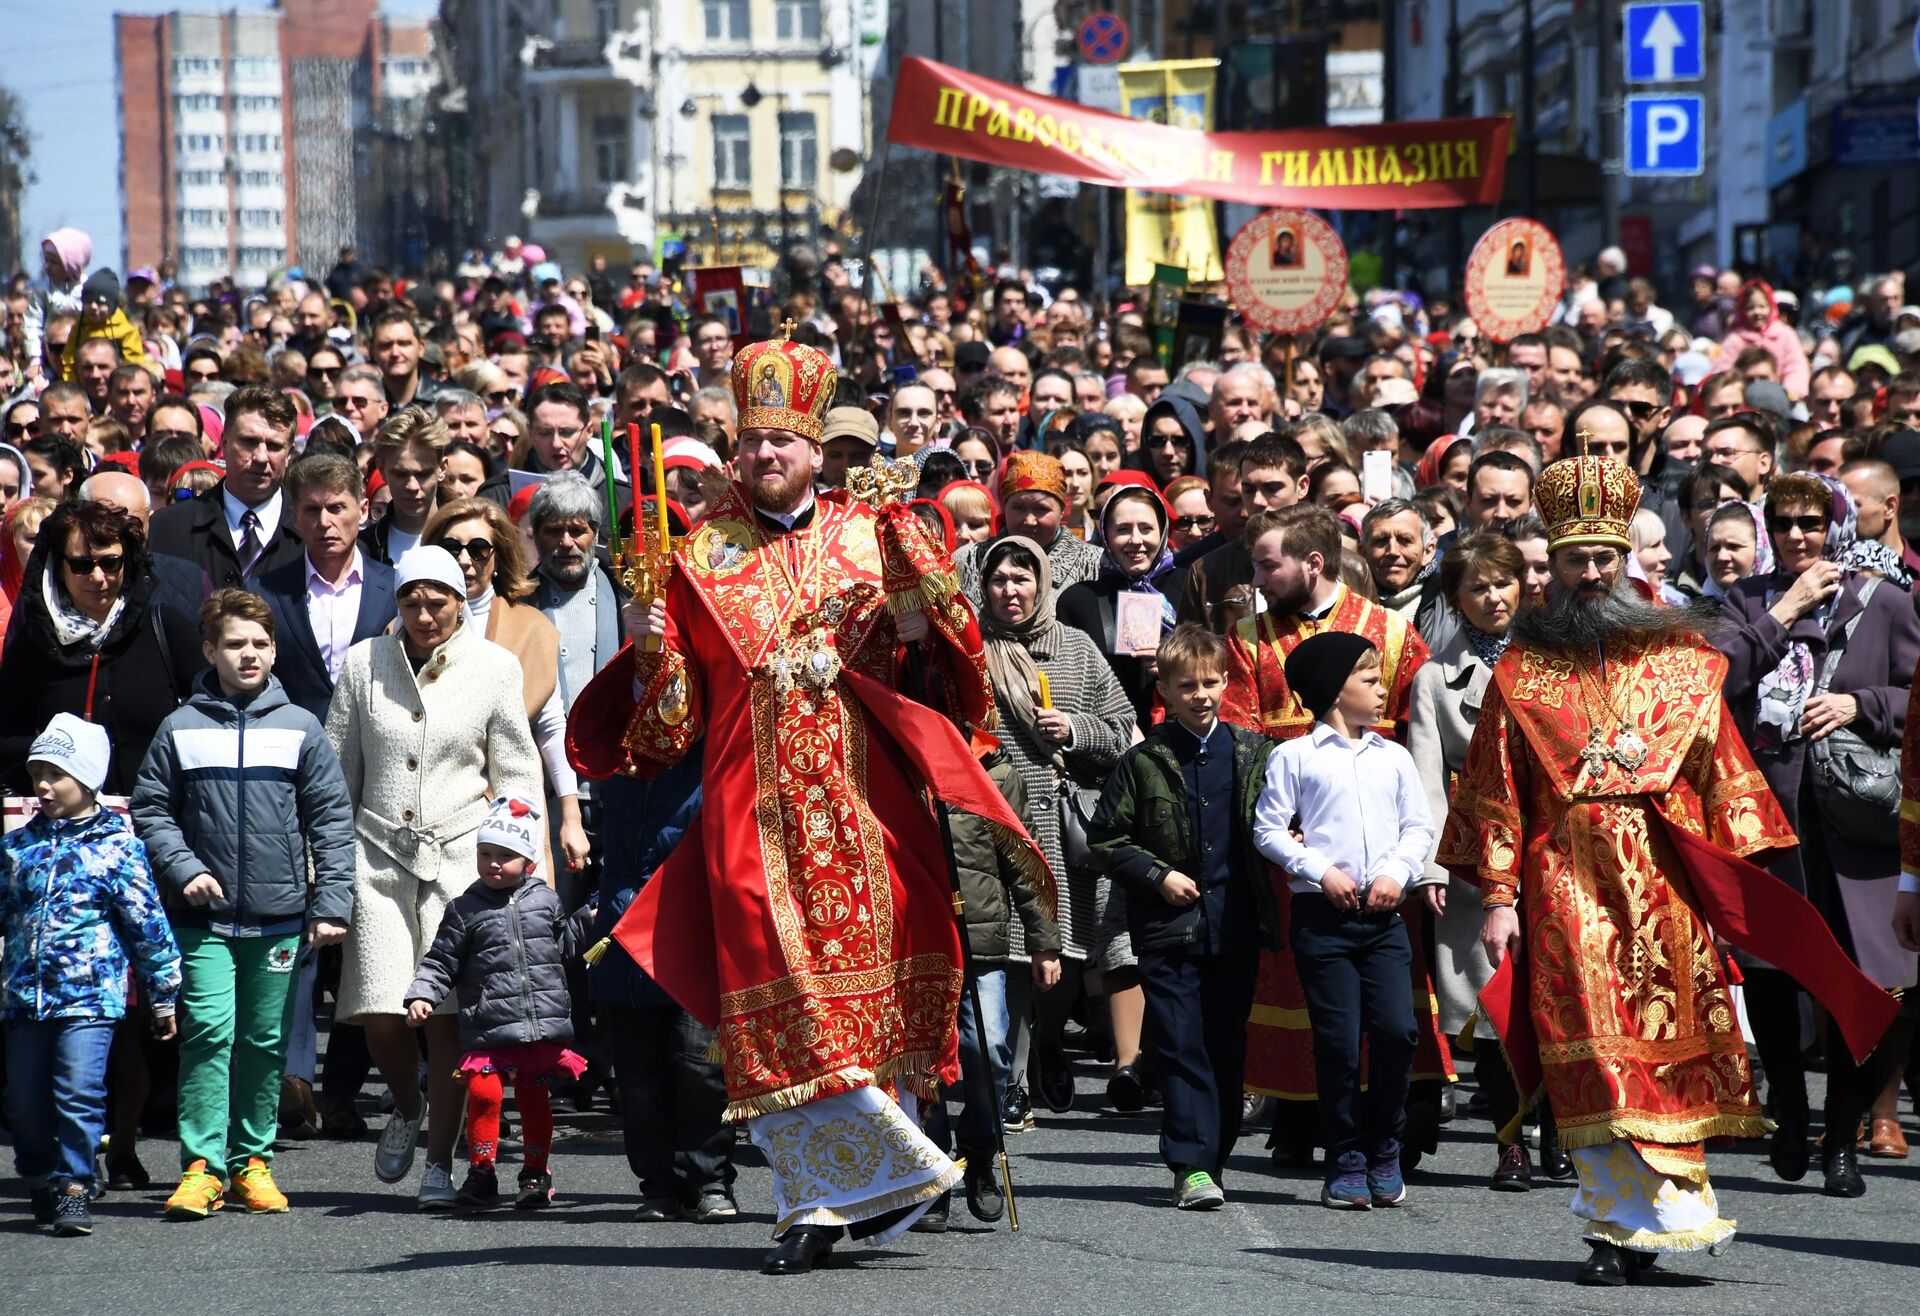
[1441,454,1897,1286]
[1218,503,1451,1165]
[568,332,1049,1276]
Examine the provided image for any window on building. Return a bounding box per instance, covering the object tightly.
[703,0,748,41]
[184,247,224,269]
[235,95,280,113]
[712,113,750,188]
[180,208,227,227]
[239,208,283,228]
[173,93,222,113]
[775,0,821,41]
[778,111,817,188]
[594,0,620,42]
[592,113,629,186]
[232,57,274,80]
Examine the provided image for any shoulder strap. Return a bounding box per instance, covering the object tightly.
[1816,576,1879,694]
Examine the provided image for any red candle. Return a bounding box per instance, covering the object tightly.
[627,423,643,540]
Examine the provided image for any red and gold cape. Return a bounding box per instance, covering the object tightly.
[568,481,1050,1122]
[1441,633,1894,1158]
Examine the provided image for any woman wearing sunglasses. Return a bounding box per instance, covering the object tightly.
[1715,473,1920,1196]
[0,497,201,796]
[419,497,589,882]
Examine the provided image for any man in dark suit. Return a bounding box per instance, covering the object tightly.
[147,385,305,595]
[251,448,397,1138]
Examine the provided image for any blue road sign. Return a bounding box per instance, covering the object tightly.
[1625,94,1705,176]
[1623,3,1704,83]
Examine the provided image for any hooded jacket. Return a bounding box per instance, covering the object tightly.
[1716,278,1810,399]
[404,870,586,1050]
[0,806,181,1021]
[131,671,357,932]
[1131,389,1209,487]
[23,228,90,367]
[58,307,149,383]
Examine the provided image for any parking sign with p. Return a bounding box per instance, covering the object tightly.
[1625,94,1704,177]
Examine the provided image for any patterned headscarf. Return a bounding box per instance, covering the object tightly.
[998,450,1068,510]
[1756,475,1855,747]
[1098,486,1179,633]
[978,536,1060,763]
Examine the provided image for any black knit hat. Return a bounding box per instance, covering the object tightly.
[1284,631,1378,721]
[81,268,121,307]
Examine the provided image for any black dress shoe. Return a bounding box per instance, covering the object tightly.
[1107,1065,1145,1113]
[1822,1145,1866,1198]
[1576,1240,1630,1287]
[965,1166,1005,1223]
[761,1224,842,1276]
[1538,1118,1575,1181]
[1770,1115,1810,1183]
[1491,1141,1532,1191]
[907,1192,950,1233]
[1438,1084,1457,1124]
[1036,1045,1075,1113]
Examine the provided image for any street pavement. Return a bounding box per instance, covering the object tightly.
[1,1054,1913,1314]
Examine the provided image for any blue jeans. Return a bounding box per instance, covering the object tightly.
[6,1018,117,1189]
[926,967,1010,1163]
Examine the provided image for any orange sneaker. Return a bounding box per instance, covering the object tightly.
[163,1161,225,1219]
[229,1157,290,1213]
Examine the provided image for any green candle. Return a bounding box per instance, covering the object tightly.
[597,415,621,554]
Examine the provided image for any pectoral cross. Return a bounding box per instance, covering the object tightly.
[1578,727,1613,783]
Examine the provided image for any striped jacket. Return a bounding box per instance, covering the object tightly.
[130,672,356,934]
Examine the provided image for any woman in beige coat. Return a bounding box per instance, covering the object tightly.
[1406,534,1567,1189]
[324,545,540,1209]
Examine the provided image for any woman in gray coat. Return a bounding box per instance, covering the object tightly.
[1717,473,1920,1198]
[1407,535,1564,1188]
[980,535,1138,1121]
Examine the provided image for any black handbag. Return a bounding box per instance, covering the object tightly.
[1807,579,1900,846]
[1056,777,1103,872]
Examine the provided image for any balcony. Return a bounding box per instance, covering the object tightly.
[523,34,644,88]
[537,188,612,218]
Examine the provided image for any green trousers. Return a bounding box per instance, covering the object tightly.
[176,926,302,1175]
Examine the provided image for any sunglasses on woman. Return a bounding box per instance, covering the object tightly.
[434,537,495,562]
[962,459,994,479]
[64,552,126,577]
[1765,514,1825,535]
[1172,514,1215,532]
[4,421,32,440]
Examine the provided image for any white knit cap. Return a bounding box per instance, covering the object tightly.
[28,713,112,795]
[393,544,469,600]
[477,795,542,863]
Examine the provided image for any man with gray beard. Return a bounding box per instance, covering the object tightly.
[528,471,624,714]
[1439,455,1896,1287]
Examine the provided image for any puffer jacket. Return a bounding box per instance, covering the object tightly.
[950,747,1060,962]
[404,871,585,1049]
[0,807,181,1021]
[131,671,357,932]
[1716,277,1810,398]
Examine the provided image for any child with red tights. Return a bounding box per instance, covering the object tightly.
[404,797,588,1209]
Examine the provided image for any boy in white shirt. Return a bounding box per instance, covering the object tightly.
[1252,631,1436,1210]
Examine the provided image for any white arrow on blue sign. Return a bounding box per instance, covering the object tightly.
[1625,93,1705,176]
[1623,2,1704,83]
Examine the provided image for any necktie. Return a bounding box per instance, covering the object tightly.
[239,509,263,579]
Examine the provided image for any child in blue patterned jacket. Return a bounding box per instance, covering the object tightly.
[0,713,181,1238]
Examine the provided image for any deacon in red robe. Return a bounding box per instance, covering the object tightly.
[568,333,1048,1276]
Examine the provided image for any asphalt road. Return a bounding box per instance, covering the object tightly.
[1,1055,1913,1314]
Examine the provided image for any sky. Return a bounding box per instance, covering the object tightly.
[4,0,436,270]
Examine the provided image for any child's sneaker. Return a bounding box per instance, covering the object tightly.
[229,1158,289,1213]
[163,1161,226,1220]
[1174,1168,1226,1210]
[1321,1151,1372,1210]
[1367,1141,1406,1207]
[454,1164,499,1211]
[52,1187,93,1236]
[515,1169,554,1210]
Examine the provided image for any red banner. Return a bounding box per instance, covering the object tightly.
[885,56,1509,211]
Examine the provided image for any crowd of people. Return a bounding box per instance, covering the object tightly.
[0,223,1916,1284]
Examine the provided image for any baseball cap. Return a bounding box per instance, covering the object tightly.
[1742,379,1791,421]
[821,407,879,448]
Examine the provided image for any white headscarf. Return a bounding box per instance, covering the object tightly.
[393,545,474,626]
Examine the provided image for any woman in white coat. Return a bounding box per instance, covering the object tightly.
[325,545,540,1209]
[1406,535,1570,1189]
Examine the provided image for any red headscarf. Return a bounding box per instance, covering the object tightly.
[1414,435,1470,490]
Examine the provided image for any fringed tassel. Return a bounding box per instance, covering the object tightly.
[581,937,611,966]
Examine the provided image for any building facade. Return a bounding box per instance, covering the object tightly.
[115,0,435,288]
[438,0,877,272]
